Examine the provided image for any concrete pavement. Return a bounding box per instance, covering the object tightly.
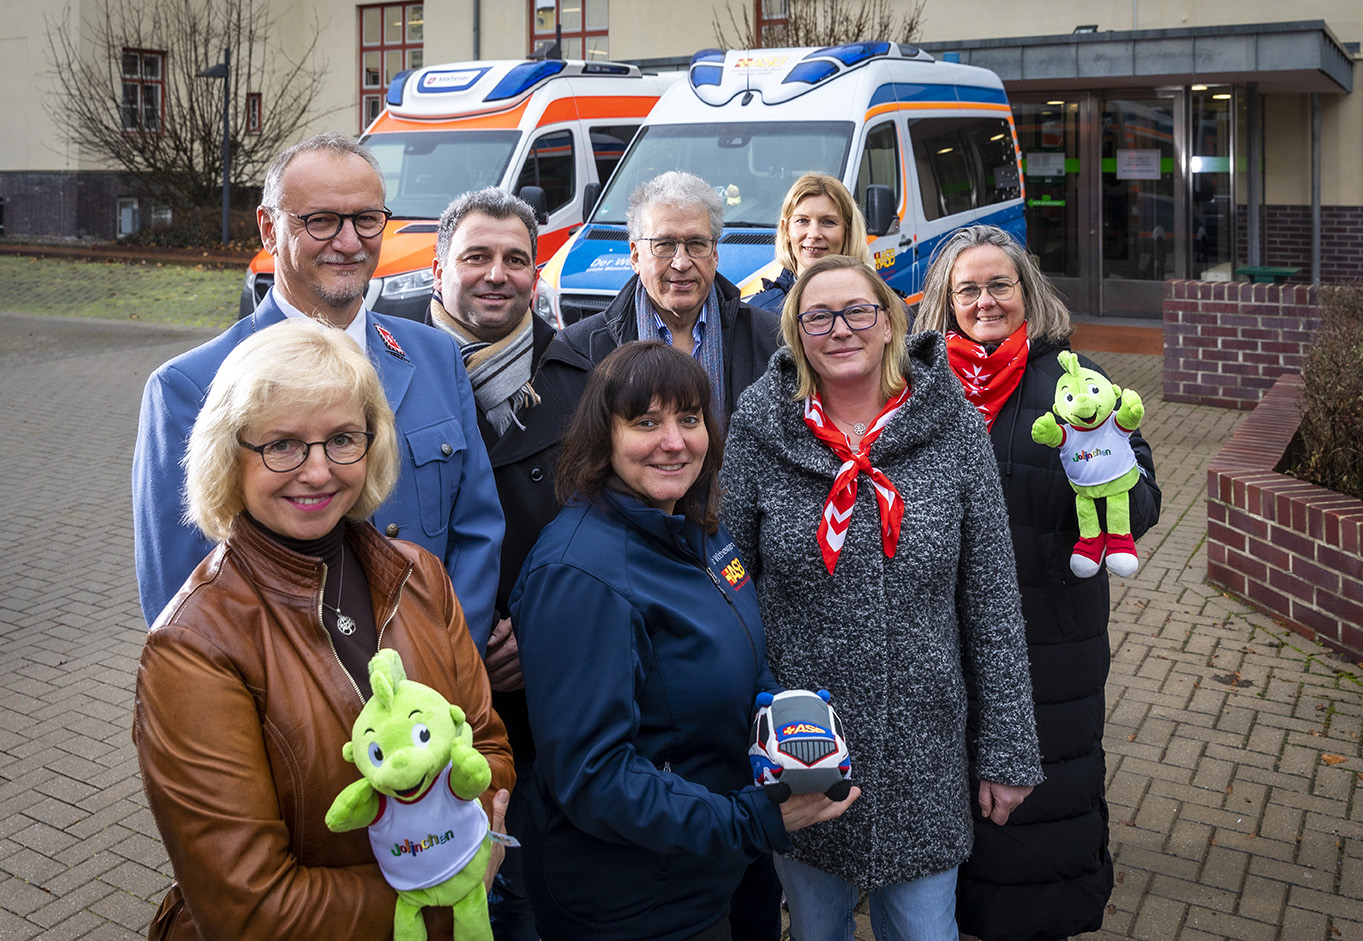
[0,311,1359,940]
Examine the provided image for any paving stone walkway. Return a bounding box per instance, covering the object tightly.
[0,312,1358,940]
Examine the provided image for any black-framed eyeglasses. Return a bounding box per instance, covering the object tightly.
[950,278,1020,305]
[239,431,375,473]
[266,207,392,241]
[639,237,716,259]
[797,304,883,336]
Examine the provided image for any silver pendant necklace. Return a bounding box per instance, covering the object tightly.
[852,422,867,436]
[324,546,357,636]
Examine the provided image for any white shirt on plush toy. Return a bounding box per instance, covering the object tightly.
[367,761,489,891]
[1054,415,1137,488]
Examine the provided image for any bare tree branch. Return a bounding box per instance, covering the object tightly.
[44,0,329,208]
[714,0,926,49]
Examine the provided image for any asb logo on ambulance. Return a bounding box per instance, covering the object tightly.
[534,42,1026,328]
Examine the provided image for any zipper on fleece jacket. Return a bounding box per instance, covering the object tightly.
[705,564,761,668]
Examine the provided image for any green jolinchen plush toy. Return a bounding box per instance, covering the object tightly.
[1031,350,1145,579]
[326,649,493,941]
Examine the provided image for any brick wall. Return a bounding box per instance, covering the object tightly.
[1206,374,1363,663]
[1162,279,1320,410]
[1235,204,1363,284]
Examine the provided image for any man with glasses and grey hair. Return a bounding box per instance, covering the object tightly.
[132,132,505,657]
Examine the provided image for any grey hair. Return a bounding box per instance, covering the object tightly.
[259,132,385,209]
[436,187,539,263]
[914,225,1073,343]
[626,171,724,242]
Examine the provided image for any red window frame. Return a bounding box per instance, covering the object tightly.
[754,0,787,46]
[358,3,424,131]
[528,0,609,61]
[121,48,164,134]
[246,92,262,134]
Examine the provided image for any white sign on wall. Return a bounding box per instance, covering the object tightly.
[1026,152,1066,177]
[1116,149,1162,180]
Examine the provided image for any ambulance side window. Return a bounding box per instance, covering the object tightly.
[518,130,576,215]
[854,122,900,212]
[590,124,638,185]
[966,119,1021,206]
[908,117,1020,220]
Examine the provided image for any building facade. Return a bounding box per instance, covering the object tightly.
[2,1,1358,316]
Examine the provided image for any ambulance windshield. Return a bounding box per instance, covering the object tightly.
[591,121,854,228]
[363,130,520,219]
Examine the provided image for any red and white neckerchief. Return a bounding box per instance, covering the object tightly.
[803,385,912,574]
[944,326,1029,430]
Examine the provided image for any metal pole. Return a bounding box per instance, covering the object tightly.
[1246,82,1260,267]
[1311,92,1321,285]
[473,0,480,60]
[221,47,231,247]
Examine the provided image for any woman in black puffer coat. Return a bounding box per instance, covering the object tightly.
[916,225,1162,941]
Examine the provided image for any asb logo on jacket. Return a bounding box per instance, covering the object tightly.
[721,558,750,591]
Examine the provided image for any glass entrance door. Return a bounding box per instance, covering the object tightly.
[1100,95,1180,315]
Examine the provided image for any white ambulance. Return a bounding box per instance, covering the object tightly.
[239,58,676,319]
[534,43,1025,326]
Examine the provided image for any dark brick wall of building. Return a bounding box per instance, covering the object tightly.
[1162,280,1321,410]
[1235,204,1363,284]
[0,171,137,242]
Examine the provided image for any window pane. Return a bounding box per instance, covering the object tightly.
[384,5,403,44]
[561,0,581,31]
[534,0,556,34]
[562,36,582,59]
[590,124,635,182]
[385,49,403,85]
[517,130,575,213]
[122,52,140,78]
[762,0,788,17]
[142,53,161,80]
[122,84,140,130]
[585,35,608,60]
[407,5,423,41]
[585,0,607,30]
[363,7,381,44]
[966,119,1020,206]
[143,88,161,132]
[364,95,383,126]
[407,49,423,70]
[363,51,381,87]
[855,122,900,210]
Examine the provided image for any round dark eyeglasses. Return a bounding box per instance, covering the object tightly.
[950,278,1020,305]
[797,304,883,336]
[266,207,392,241]
[239,431,375,473]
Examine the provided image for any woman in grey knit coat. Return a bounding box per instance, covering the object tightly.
[721,255,1043,939]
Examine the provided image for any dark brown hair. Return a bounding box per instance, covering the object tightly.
[555,340,723,532]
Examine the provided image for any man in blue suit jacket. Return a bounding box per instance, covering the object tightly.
[132,132,504,651]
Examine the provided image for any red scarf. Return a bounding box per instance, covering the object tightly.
[803,386,912,574]
[944,327,1029,430]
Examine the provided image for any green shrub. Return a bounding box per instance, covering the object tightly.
[118,204,260,252]
[1293,283,1363,501]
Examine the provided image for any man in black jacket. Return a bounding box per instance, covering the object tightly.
[527,171,784,941]
[426,187,555,941]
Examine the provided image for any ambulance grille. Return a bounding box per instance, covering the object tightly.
[720,232,776,245]
[779,738,836,766]
[560,294,615,326]
[584,229,630,241]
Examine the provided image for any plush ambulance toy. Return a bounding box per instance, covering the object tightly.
[1031,351,1145,578]
[326,649,493,941]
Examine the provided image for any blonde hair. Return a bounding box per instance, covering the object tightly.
[779,254,909,401]
[914,224,1074,342]
[184,319,399,542]
[775,173,874,274]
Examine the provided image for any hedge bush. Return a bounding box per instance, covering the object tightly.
[1292,283,1363,500]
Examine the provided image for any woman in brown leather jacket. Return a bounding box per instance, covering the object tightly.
[134,319,514,940]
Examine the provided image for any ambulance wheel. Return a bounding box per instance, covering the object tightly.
[765,782,791,804]
[825,780,852,802]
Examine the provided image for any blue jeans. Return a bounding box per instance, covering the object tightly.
[772,854,959,941]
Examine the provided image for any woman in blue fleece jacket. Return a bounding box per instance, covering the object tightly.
[510,341,857,941]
